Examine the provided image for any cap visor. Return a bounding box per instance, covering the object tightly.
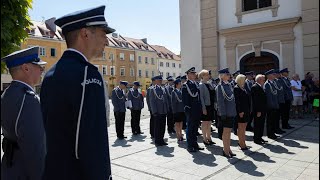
[102,25,115,34]
[32,60,47,65]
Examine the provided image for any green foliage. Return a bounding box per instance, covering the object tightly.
[1,0,33,73]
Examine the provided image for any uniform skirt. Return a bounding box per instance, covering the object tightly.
[173,112,185,123]
[201,105,214,122]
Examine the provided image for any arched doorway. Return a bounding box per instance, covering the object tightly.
[240,51,279,74]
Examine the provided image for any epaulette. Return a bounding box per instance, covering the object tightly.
[25,89,36,96]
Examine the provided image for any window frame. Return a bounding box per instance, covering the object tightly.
[110,66,116,76]
[119,53,125,60]
[130,54,135,61]
[120,68,126,76]
[39,47,46,56]
[102,65,108,75]
[50,48,56,57]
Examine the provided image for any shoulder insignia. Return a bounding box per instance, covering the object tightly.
[25,89,35,96]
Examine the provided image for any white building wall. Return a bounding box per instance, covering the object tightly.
[294,21,304,78]
[218,36,227,69]
[158,59,183,78]
[218,0,302,30]
[179,0,202,73]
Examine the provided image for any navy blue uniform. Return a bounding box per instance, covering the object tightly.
[165,85,175,133]
[40,50,112,180]
[182,80,202,150]
[146,85,155,137]
[1,81,46,180]
[264,79,279,138]
[112,86,126,138]
[280,77,294,128]
[127,88,144,134]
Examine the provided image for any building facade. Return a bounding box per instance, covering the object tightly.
[151,45,182,82]
[180,0,319,78]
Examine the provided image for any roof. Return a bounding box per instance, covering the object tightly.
[122,37,155,52]
[150,45,181,61]
[29,20,64,40]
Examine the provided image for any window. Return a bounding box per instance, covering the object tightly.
[166,72,170,77]
[109,53,114,61]
[152,71,155,77]
[130,54,134,61]
[160,62,163,67]
[243,0,272,11]
[145,57,148,64]
[102,51,106,60]
[173,73,176,77]
[145,71,149,78]
[166,62,170,67]
[102,65,107,75]
[130,68,134,77]
[110,66,115,76]
[151,58,155,65]
[138,70,142,77]
[179,64,181,68]
[172,63,175,68]
[120,53,125,60]
[39,47,46,56]
[120,68,125,76]
[138,56,142,63]
[50,48,56,57]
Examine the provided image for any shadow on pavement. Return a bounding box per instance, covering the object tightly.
[279,138,309,149]
[127,134,147,142]
[244,150,276,163]
[155,146,174,157]
[191,150,218,167]
[112,139,132,148]
[263,143,295,155]
[231,158,265,177]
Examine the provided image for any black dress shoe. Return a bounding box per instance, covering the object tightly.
[268,135,278,140]
[222,151,232,158]
[197,146,205,150]
[238,143,249,150]
[187,147,197,152]
[155,143,163,147]
[138,132,144,134]
[118,136,127,140]
[209,140,216,145]
[275,130,285,134]
[161,142,168,146]
[196,132,202,136]
[287,125,294,129]
[203,140,211,146]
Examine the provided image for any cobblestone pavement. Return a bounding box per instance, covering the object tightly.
[108,100,319,180]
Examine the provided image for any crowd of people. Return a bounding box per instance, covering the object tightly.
[1,5,319,180]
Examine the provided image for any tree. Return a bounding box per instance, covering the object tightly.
[1,0,33,73]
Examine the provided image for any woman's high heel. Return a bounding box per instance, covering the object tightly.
[222,151,232,158]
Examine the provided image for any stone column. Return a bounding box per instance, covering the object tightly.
[225,44,237,72]
[281,40,295,73]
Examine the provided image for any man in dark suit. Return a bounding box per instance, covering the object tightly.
[251,74,268,144]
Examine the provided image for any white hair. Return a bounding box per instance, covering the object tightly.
[255,74,265,82]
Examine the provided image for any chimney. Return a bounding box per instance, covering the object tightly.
[141,38,147,44]
[45,17,56,32]
[112,33,118,38]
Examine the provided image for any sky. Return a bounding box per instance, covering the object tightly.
[29,0,181,54]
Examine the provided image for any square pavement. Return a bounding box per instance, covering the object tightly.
[108,113,319,180]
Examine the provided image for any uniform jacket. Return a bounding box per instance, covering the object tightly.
[1,81,46,180]
[280,77,294,101]
[234,85,251,114]
[251,83,267,112]
[146,85,153,111]
[273,79,285,104]
[199,82,211,110]
[264,79,279,110]
[182,80,201,115]
[165,85,174,112]
[245,79,253,93]
[171,88,184,113]
[127,88,144,110]
[40,49,112,180]
[215,81,237,117]
[150,85,168,115]
[112,86,126,112]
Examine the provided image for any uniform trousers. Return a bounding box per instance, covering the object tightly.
[154,114,166,145]
[131,110,142,134]
[253,112,266,141]
[185,111,199,148]
[166,111,175,133]
[281,100,291,128]
[115,112,126,137]
[266,109,277,137]
[274,108,281,131]
[149,111,154,137]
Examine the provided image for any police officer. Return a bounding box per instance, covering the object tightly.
[171,78,185,141]
[165,76,175,134]
[150,75,168,146]
[230,70,240,88]
[112,81,128,139]
[280,68,294,129]
[244,71,255,132]
[180,75,188,130]
[1,47,47,180]
[182,67,204,152]
[264,69,280,140]
[40,6,114,180]
[128,81,144,135]
[216,68,237,158]
[273,69,286,134]
[147,78,155,138]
